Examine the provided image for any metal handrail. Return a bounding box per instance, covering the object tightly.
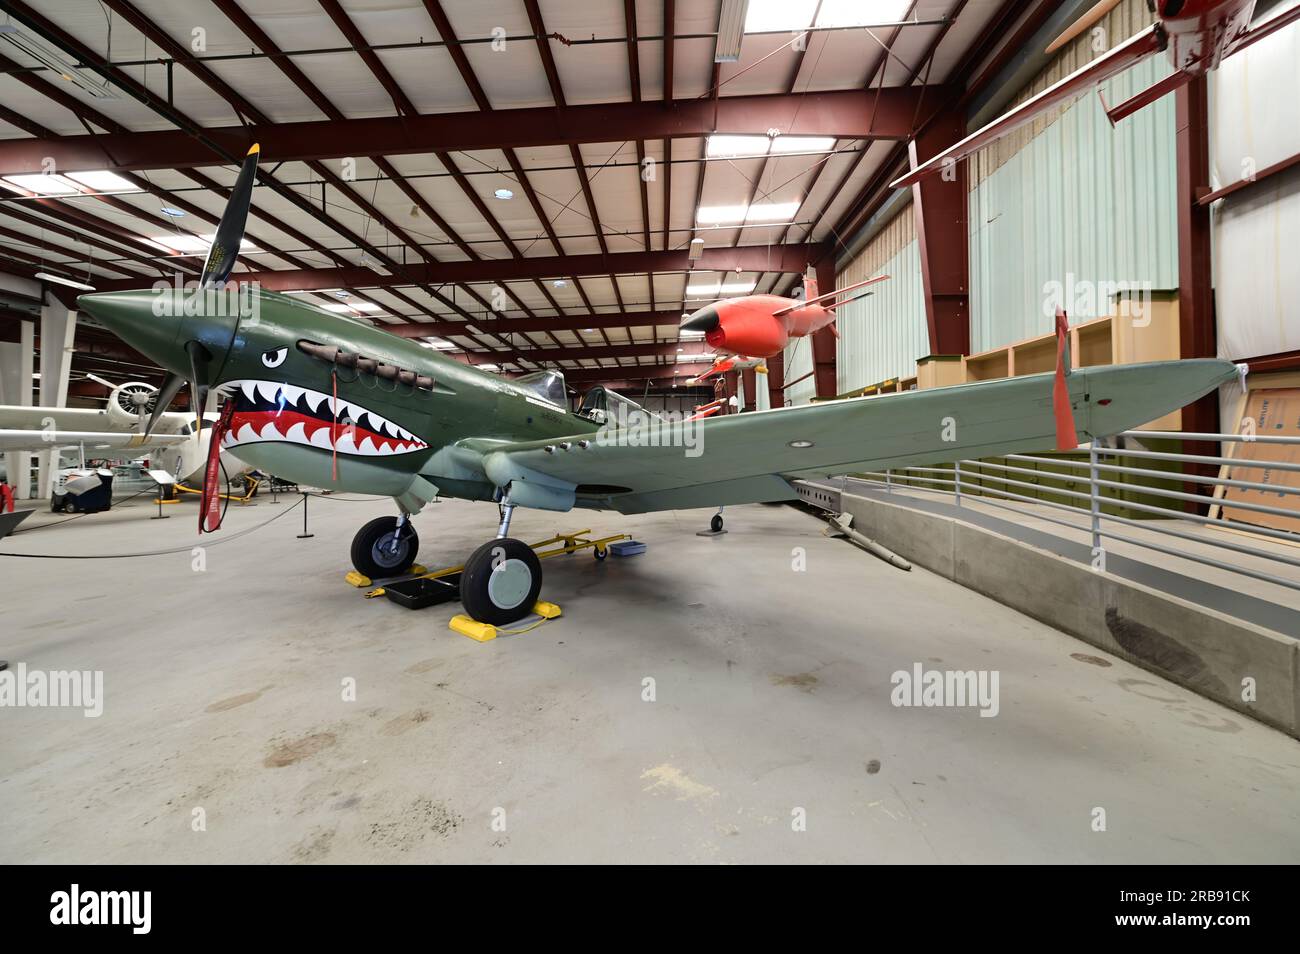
[866,431,1300,595]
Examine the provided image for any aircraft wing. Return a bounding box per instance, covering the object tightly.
[0,404,116,431]
[0,430,188,453]
[772,275,890,317]
[468,359,1236,515]
[890,25,1164,190]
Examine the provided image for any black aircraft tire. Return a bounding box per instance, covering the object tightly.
[350,516,419,578]
[460,538,542,626]
[710,513,724,533]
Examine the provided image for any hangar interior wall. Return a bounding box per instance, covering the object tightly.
[1210,0,1300,362]
[966,0,1179,352]
[834,206,928,394]
[830,0,1189,396]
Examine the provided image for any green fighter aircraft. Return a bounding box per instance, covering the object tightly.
[77,147,1240,624]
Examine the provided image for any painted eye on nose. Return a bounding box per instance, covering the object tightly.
[261,347,288,368]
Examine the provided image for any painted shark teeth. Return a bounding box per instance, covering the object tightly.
[217,378,430,456]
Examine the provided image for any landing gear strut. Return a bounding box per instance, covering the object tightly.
[350,514,420,579]
[458,495,543,625]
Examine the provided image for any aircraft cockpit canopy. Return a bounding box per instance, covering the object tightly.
[576,386,662,426]
[514,369,567,407]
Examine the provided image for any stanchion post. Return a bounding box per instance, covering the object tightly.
[297,491,314,539]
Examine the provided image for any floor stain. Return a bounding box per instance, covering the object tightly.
[291,826,335,862]
[865,759,882,775]
[1105,608,1226,694]
[641,763,719,802]
[380,709,431,737]
[1070,653,1112,668]
[206,690,264,713]
[404,658,441,674]
[263,732,337,768]
[771,672,818,693]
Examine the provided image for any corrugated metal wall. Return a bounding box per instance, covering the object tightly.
[829,0,1181,387]
[967,0,1179,350]
[835,207,929,393]
[783,332,816,405]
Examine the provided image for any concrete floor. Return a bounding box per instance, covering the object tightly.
[2,492,1299,864]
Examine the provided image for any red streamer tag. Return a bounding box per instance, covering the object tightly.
[200,402,237,533]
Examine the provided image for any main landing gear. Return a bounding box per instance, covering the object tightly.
[350,514,421,579]
[458,499,542,625]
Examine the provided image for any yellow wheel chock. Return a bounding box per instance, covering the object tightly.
[449,601,562,642]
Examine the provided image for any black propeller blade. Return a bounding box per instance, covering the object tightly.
[145,373,186,438]
[198,142,260,290]
[186,340,212,434]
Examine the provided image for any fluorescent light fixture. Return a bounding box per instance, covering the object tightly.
[696,201,800,224]
[2,173,79,196]
[0,25,117,99]
[149,233,262,254]
[688,236,705,260]
[715,0,748,61]
[478,363,500,372]
[359,253,391,276]
[679,329,707,338]
[159,207,186,218]
[420,338,457,350]
[64,170,137,193]
[684,281,756,296]
[745,0,816,32]
[323,301,383,312]
[494,188,514,200]
[769,135,836,154]
[817,0,911,28]
[706,134,770,158]
[743,0,910,32]
[553,279,567,288]
[36,271,95,291]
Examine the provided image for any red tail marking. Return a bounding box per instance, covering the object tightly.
[1053,308,1078,451]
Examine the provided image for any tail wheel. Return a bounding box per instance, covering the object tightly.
[459,538,542,625]
[710,513,724,533]
[350,515,420,579]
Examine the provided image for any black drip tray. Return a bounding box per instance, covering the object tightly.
[383,573,462,610]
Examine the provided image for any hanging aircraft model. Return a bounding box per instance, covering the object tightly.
[77,145,1240,625]
[680,273,889,384]
[891,0,1300,188]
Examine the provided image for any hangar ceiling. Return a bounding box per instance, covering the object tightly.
[0,0,1033,390]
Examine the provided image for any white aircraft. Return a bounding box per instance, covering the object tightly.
[0,375,250,490]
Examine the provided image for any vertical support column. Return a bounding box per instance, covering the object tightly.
[741,368,757,412]
[812,256,838,399]
[1175,77,1218,510]
[766,350,785,411]
[909,106,970,356]
[36,295,77,500]
[0,320,35,498]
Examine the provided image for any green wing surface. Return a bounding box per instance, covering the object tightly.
[471,359,1236,514]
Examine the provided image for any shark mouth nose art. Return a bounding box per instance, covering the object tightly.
[216,379,429,456]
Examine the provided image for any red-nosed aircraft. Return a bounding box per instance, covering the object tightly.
[891,0,1300,189]
[679,272,890,383]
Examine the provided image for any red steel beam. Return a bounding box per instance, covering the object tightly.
[1175,75,1219,507]
[0,88,944,175]
[382,310,683,339]
[909,104,970,355]
[95,245,817,292]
